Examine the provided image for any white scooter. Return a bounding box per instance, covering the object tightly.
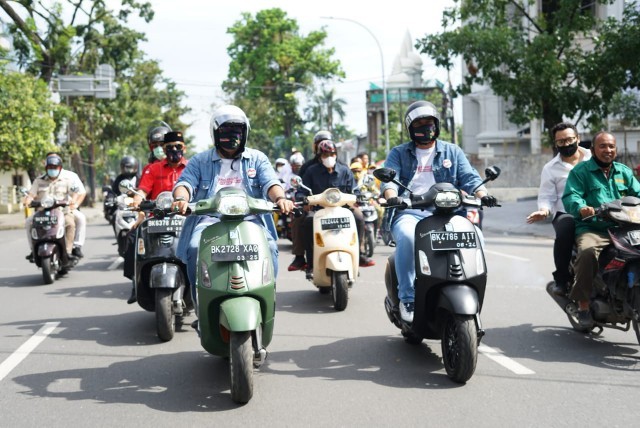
[292,176,359,311]
[114,193,138,257]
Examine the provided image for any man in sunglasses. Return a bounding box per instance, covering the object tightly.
[527,122,591,298]
[124,131,188,303]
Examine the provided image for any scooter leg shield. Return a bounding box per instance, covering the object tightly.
[220,297,263,332]
[149,263,183,288]
[437,285,479,315]
[324,251,355,279]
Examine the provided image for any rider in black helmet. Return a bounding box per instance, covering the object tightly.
[112,155,140,196]
[145,122,172,168]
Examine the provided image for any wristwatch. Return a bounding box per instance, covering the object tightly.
[174,196,186,202]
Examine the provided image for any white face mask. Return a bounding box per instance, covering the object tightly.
[276,166,283,173]
[322,156,336,169]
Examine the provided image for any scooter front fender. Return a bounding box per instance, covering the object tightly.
[324,251,354,278]
[437,284,479,315]
[149,263,183,288]
[37,242,56,258]
[220,297,262,332]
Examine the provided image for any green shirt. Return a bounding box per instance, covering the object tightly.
[562,158,640,236]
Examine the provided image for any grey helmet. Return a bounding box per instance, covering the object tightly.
[404,101,440,143]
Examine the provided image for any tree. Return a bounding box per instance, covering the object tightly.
[304,86,347,132]
[223,8,345,154]
[0,68,62,178]
[418,0,640,134]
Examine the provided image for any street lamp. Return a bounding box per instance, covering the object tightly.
[321,16,390,154]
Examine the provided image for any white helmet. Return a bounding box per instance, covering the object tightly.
[210,105,250,153]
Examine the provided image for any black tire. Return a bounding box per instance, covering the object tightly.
[332,272,349,311]
[441,315,478,384]
[41,251,58,285]
[364,228,375,258]
[230,331,253,404]
[318,287,331,294]
[155,289,175,342]
[633,320,640,346]
[402,329,423,345]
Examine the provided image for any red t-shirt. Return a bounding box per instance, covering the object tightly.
[138,158,187,200]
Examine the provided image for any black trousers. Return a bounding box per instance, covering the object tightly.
[552,212,575,285]
[303,207,364,267]
[122,228,136,280]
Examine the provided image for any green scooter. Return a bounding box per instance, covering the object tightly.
[193,187,277,404]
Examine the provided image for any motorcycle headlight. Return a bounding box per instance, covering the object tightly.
[219,194,250,216]
[155,191,173,210]
[40,196,54,209]
[325,189,342,205]
[434,191,461,208]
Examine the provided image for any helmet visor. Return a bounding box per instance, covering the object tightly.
[405,105,438,129]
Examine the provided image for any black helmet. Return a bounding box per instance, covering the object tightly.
[210,105,250,154]
[404,101,440,143]
[120,155,138,175]
[313,130,332,153]
[147,121,172,145]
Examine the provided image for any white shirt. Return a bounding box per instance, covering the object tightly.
[409,146,436,194]
[214,158,244,193]
[537,146,591,216]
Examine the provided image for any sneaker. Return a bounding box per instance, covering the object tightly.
[288,255,307,271]
[127,285,137,304]
[577,309,593,328]
[400,301,414,323]
[25,253,34,262]
[550,281,568,297]
[305,267,314,280]
[359,256,375,267]
[72,246,84,258]
[191,319,200,337]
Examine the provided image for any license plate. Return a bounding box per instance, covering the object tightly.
[628,230,640,246]
[211,244,260,262]
[34,215,57,226]
[147,217,184,234]
[430,231,478,250]
[321,217,351,230]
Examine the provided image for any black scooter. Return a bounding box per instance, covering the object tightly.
[374,166,500,383]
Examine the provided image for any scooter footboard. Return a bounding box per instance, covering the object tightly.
[437,284,479,315]
[149,263,184,288]
[220,297,263,332]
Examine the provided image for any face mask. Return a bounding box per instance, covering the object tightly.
[276,166,283,173]
[322,156,336,169]
[413,124,437,143]
[166,150,184,164]
[593,155,613,169]
[47,169,61,179]
[153,146,166,160]
[557,143,578,157]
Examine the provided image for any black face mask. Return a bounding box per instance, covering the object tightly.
[557,142,578,157]
[412,124,437,143]
[593,156,613,169]
[166,150,184,163]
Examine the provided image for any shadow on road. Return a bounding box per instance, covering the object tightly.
[264,334,463,390]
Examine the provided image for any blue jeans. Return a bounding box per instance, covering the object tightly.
[391,210,484,304]
[184,217,279,305]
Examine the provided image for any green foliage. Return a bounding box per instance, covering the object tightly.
[419,0,640,133]
[0,69,60,173]
[609,89,640,128]
[223,8,345,155]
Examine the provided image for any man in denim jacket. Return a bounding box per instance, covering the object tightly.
[381,101,497,323]
[171,105,294,295]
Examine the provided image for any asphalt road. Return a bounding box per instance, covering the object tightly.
[1,214,639,427]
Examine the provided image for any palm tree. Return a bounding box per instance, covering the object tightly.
[305,86,347,132]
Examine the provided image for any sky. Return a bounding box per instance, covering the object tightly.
[130,0,461,152]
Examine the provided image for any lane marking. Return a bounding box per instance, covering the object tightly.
[0,322,59,381]
[479,344,535,375]
[484,249,529,262]
[108,256,124,270]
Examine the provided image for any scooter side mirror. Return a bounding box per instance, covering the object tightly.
[484,166,501,181]
[119,179,134,194]
[373,167,396,183]
[290,176,302,189]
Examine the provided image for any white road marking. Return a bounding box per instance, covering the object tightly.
[479,344,535,375]
[484,249,529,262]
[0,322,59,381]
[108,256,124,270]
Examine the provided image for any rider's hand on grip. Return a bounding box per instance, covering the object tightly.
[386,196,406,208]
[481,195,499,207]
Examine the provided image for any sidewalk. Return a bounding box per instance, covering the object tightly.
[0,205,104,231]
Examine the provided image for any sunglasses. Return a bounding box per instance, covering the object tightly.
[164,144,184,151]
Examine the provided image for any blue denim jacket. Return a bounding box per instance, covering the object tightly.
[173,147,282,261]
[380,140,486,197]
